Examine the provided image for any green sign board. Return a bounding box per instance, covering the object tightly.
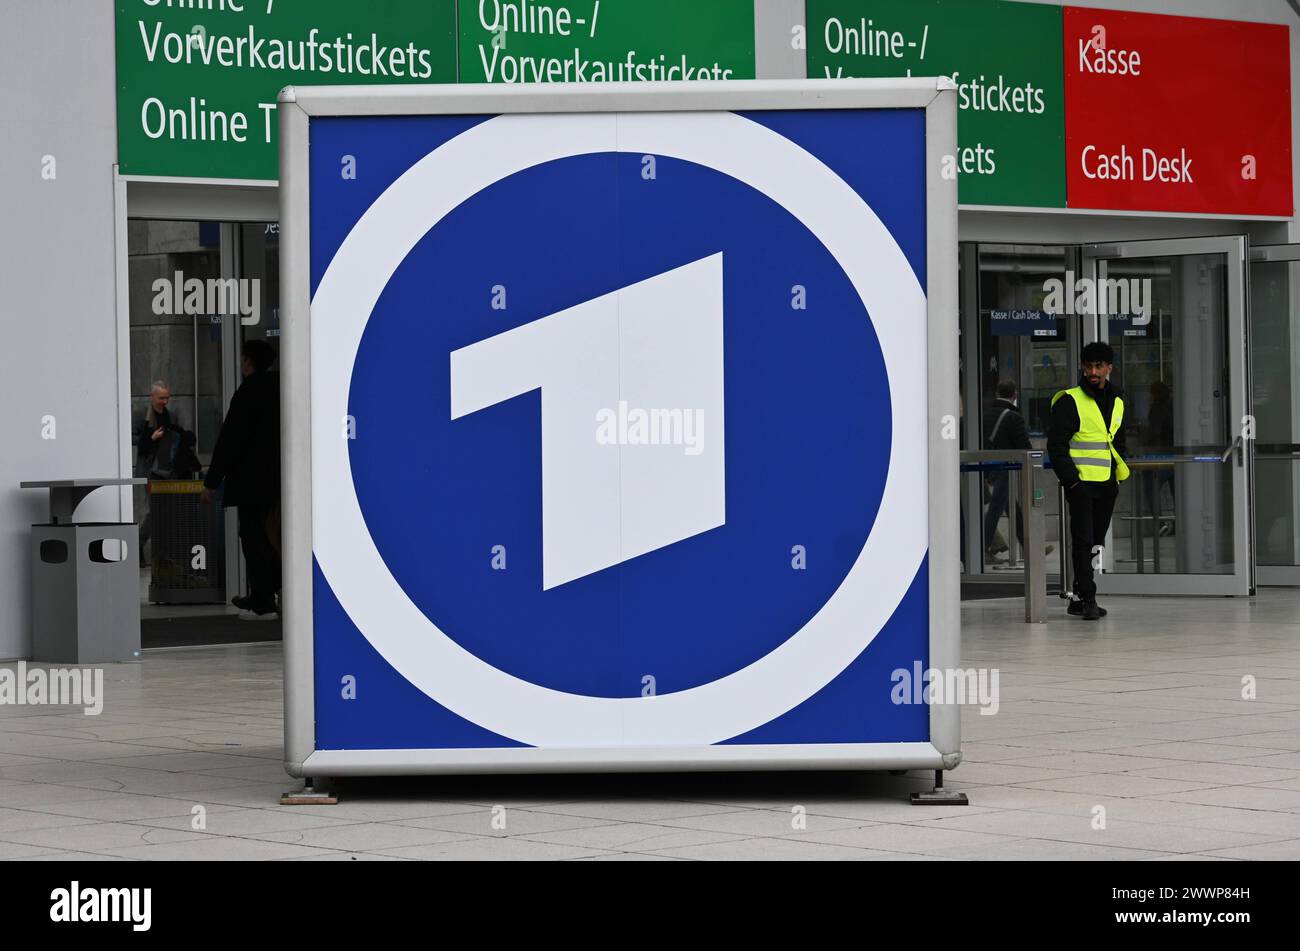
[458,0,755,84]
[807,0,1065,208]
[116,0,456,180]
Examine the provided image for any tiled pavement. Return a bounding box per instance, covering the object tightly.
[2,590,1300,860]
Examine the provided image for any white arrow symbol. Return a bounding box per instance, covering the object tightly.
[451,253,727,590]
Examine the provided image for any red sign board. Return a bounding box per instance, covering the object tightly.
[1064,7,1292,216]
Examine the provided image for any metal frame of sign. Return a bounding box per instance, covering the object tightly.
[278,78,959,778]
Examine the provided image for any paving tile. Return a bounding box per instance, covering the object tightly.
[394,808,613,838]
[794,821,1020,855]
[652,808,871,838]
[92,751,275,773]
[928,838,1170,860]
[1198,838,1300,860]
[1001,732,1178,753]
[643,838,912,861]
[517,822,749,853]
[22,850,136,861]
[252,821,476,852]
[0,806,101,834]
[153,783,291,808]
[377,838,614,861]
[284,852,410,861]
[984,751,1182,774]
[1227,750,1300,770]
[1,820,207,852]
[939,761,1098,786]
[0,752,49,768]
[1119,741,1296,764]
[528,800,745,823]
[104,838,343,861]
[721,797,998,824]
[297,800,488,822]
[0,841,68,859]
[572,852,686,861]
[0,782,128,809]
[133,806,363,837]
[1137,854,1240,861]
[1179,809,1300,837]
[1218,732,1300,751]
[1159,786,1300,812]
[1248,777,1300,792]
[1128,762,1300,785]
[905,810,1287,854]
[16,794,241,823]
[1018,773,1223,798]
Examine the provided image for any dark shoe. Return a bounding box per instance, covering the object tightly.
[1067,599,1107,618]
[1080,601,1102,620]
[233,594,277,616]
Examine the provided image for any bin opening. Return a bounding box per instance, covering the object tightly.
[40,540,69,564]
[89,538,129,564]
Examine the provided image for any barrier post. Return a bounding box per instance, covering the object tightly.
[1022,451,1046,623]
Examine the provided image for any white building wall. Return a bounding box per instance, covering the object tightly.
[0,1,124,659]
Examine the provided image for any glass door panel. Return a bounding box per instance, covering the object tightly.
[1251,245,1300,585]
[1082,237,1251,596]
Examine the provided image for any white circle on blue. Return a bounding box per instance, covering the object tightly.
[310,110,929,748]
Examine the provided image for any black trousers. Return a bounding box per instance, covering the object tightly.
[984,471,1024,547]
[237,500,282,604]
[1065,481,1117,602]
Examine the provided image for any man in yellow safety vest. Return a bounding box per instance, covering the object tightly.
[1047,341,1129,621]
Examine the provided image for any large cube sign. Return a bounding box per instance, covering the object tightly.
[279,81,959,774]
[1064,7,1292,216]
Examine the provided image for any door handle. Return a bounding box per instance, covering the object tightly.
[1220,434,1244,466]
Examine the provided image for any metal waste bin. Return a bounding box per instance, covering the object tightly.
[147,480,225,604]
[22,479,143,664]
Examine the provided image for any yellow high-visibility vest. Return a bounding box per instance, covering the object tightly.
[1051,386,1130,483]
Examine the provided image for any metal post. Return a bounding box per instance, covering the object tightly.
[1007,465,1020,566]
[1132,471,1144,574]
[1022,451,1046,623]
[1060,482,1073,601]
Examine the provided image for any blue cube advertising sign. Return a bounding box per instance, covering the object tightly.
[283,82,959,773]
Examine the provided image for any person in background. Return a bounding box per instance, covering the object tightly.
[1143,380,1176,536]
[982,380,1051,562]
[201,340,281,617]
[132,381,181,560]
[1048,342,1129,621]
[133,381,180,477]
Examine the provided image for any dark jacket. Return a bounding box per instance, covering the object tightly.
[133,406,180,477]
[204,370,281,508]
[983,397,1030,451]
[1047,376,1129,489]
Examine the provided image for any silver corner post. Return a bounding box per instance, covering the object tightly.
[1024,450,1047,623]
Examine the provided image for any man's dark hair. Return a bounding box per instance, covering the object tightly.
[242,339,277,372]
[996,379,1018,400]
[1080,341,1115,365]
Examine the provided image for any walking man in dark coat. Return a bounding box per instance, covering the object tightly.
[201,339,281,616]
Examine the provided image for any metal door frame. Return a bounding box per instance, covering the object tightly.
[1251,243,1300,586]
[961,241,1079,586]
[1081,236,1252,596]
